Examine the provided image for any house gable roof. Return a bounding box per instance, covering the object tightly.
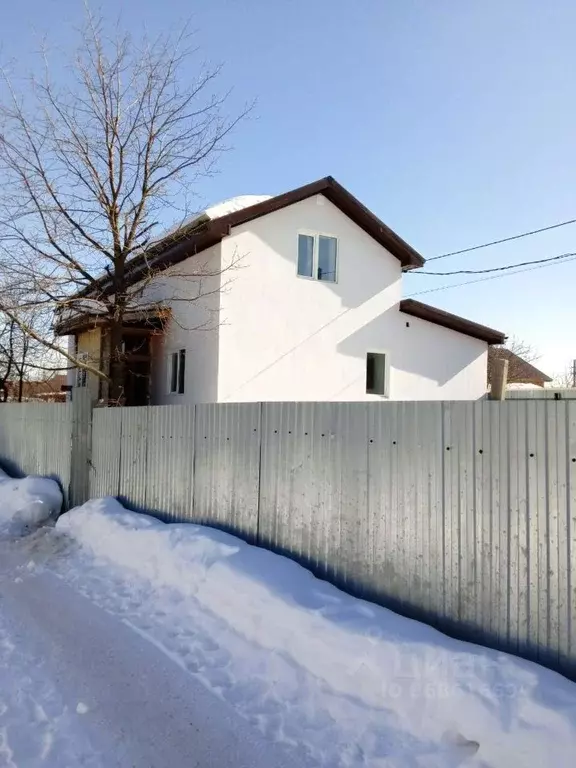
[202,177,425,270]
[82,177,425,300]
[400,298,506,345]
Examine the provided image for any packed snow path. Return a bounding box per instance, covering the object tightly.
[0,547,306,768]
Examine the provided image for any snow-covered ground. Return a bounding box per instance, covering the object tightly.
[0,470,61,538]
[1,468,576,767]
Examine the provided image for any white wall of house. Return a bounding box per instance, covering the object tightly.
[216,194,488,402]
[140,245,222,405]
[136,194,490,404]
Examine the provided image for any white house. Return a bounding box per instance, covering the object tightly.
[57,177,505,405]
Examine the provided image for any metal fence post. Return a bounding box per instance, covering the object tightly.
[69,387,94,509]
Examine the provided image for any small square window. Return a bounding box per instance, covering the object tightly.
[169,349,186,394]
[366,353,388,396]
[297,233,338,282]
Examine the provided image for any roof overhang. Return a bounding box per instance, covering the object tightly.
[400,299,506,345]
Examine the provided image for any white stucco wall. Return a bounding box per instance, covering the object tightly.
[215,194,489,402]
[139,246,222,405]
[135,193,490,404]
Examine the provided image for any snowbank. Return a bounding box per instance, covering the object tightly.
[57,497,576,767]
[0,469,62,537]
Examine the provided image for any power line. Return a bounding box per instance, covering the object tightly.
[413,251,576,276]
[430,217,576,262]
[406,253,576,298]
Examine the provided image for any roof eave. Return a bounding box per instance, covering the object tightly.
[400,298,506,345]
[65,176,425,301]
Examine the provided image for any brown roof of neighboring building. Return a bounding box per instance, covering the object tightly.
[399,299,506,345]
[488,347,552,386]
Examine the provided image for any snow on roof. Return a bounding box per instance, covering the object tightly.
[144,194,272,251]
[204,194,272,221]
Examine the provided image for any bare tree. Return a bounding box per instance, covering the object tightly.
[506,337,540,365]
[0,306,63,402]
[0,11,248,401]
[552,363,576,389]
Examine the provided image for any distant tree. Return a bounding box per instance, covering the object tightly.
[0,307,62,402]
[552,364,576,389]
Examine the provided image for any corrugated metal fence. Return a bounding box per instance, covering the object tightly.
[0,401,74,502]
[1,394,576,680]
[87,398,576,679]
[0,391,91,506]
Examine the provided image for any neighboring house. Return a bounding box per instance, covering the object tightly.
[487,348,552,390]
[4,374,68,403]
[55,177,506,405]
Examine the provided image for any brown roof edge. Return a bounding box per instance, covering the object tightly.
[217,176,425,270]
[400,298,506,345]
[72,176,425,302]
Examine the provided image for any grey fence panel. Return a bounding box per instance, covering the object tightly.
[145,405,195,521]
[507,389,576,399]
[0,402,73,501]
[442,403,477,629]
[193,403,261,539]
[118,407,150,511]
[259,402,369,586]
[69,389,93,507]
[90,408,122,499]
[366,402,445,616]
[568,407,576,670]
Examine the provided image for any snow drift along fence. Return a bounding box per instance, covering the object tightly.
[1,393,576,681]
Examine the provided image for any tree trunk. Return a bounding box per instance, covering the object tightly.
[108,316,125,404]
[108,251,126,405]
[17,371,23,402]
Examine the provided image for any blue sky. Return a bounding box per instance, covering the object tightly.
[3,0,576,375]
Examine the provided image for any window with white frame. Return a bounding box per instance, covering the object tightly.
[168,349,186,394]
[297,233,338,282]
[366,352,389,396]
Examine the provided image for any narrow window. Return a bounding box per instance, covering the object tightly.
[178,349,186,394]
[76,368,87,388]
[297,234,314,277]
[169,350,186,394]
[366,353,388,396]
[317,236,337,282]
[169,352,179,394]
